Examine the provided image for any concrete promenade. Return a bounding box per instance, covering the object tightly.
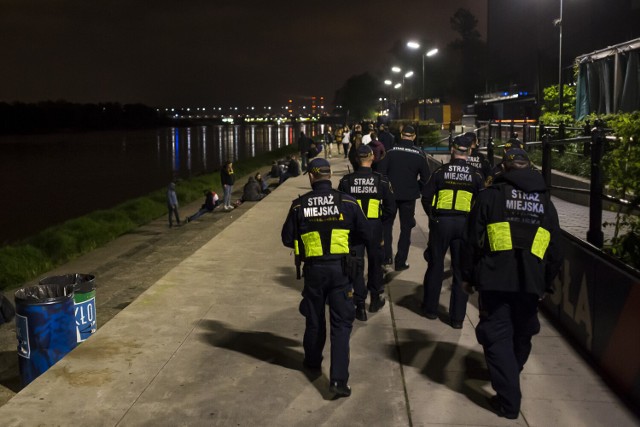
[0,156,638,426]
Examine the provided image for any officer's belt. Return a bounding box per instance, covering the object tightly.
[304,257,344,265]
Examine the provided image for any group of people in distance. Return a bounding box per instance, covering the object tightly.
[281,123,563,421]
[165,158,278,227]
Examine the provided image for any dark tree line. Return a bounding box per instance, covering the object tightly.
[0,101,171,134]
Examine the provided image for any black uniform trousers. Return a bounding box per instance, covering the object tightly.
[352,220,384,305]
[475,291,541,415]
[422,215,468,321]
[383,199,416,266]
[299,260,355,383]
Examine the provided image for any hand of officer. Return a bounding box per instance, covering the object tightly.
[462,281,475,295]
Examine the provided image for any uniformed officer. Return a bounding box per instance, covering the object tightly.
[461,148,563,419]
[281,157,371,398]
[489,137,525,184]
[464,131,492,181]
[338,144,395,321]
[378,125,430,271]
[421,134,484,328]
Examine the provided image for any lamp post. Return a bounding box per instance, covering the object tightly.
[407,41,438,120]
[556,0,564,115]
[402,71,414,101]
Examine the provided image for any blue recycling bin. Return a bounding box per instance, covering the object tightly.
[14,283,76,386]
[40,274,97,342]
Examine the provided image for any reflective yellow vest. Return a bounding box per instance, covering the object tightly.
[486,222,551,260]
[294,190,352,260]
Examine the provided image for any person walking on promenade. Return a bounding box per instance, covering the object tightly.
[421,135,484,328]
[461,148,563,419]
[334,125,344,155]
[297,131,313,171]
[221,161,235,211]
[281,157,371,398]
[323,126,334,159]
[489,137,526,184]
[368,132,386,172]
[378,123,395,152]
[464,131,493,182]
[339,145,395,321]
[166,182,181,227]
[348,132,363,172]
[341,126,351,159]
[378,125,430,271]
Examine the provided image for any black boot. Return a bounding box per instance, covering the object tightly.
[355,303,367,321]
[369,294,386,313]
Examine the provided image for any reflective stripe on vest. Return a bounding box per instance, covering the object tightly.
[294,240,299,255]
[486,221,551,259]
[531,227,551,259]
[357,199,381,219]
[434,189,473,213]
[300,229,350,257]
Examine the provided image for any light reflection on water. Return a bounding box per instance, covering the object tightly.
[0,122,318,244]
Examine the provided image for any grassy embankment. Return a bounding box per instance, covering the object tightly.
[0,145,297,291]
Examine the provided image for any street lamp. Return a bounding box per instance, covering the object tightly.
[554,0,564,115]
[403,71,414,101]
[407,41,439,103]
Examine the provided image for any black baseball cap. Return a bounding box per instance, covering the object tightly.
[402,125,416,135]
[453,135,472,151]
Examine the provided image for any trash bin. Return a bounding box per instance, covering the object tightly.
[14,283,76,386]
[40,274,97,343]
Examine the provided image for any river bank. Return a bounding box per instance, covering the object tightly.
[0,158,289,406]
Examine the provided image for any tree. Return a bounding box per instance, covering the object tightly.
[447,8,486,104]
[334,73,382,122]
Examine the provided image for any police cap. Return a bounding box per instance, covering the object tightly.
[503,148,529,162]
[453,135,472,152]
[307,157,331,174]
[504,138,524,151]
[401,125,416,136]
[357,144,374,157]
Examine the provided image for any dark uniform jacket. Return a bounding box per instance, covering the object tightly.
[462,168,563,297]
[281,180,371,261]
[378,130,395,152]
[338,167,395,225]
[421,158,484,219]
[466,148,492,181]
[378,138,430,201]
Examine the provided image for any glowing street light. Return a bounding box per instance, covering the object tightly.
[407,41,439,103]
[391,66,402,73]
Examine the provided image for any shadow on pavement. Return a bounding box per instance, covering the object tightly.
[0,351,21,393]
[199,319,331,399]
[388,328,491,410]
[274,266,304,292]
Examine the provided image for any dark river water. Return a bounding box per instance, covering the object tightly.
[0,122,324,244]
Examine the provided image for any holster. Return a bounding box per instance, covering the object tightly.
[342,252,364,281]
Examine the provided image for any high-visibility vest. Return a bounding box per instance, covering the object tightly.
[294,190,351,260]
[345,173,383,219]
[430,162,477,214]
[485,185,551,260]
[486,222,551,260]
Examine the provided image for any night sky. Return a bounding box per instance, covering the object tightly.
[1,1,487,108]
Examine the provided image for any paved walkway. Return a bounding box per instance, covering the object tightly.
[0,156,638,426]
